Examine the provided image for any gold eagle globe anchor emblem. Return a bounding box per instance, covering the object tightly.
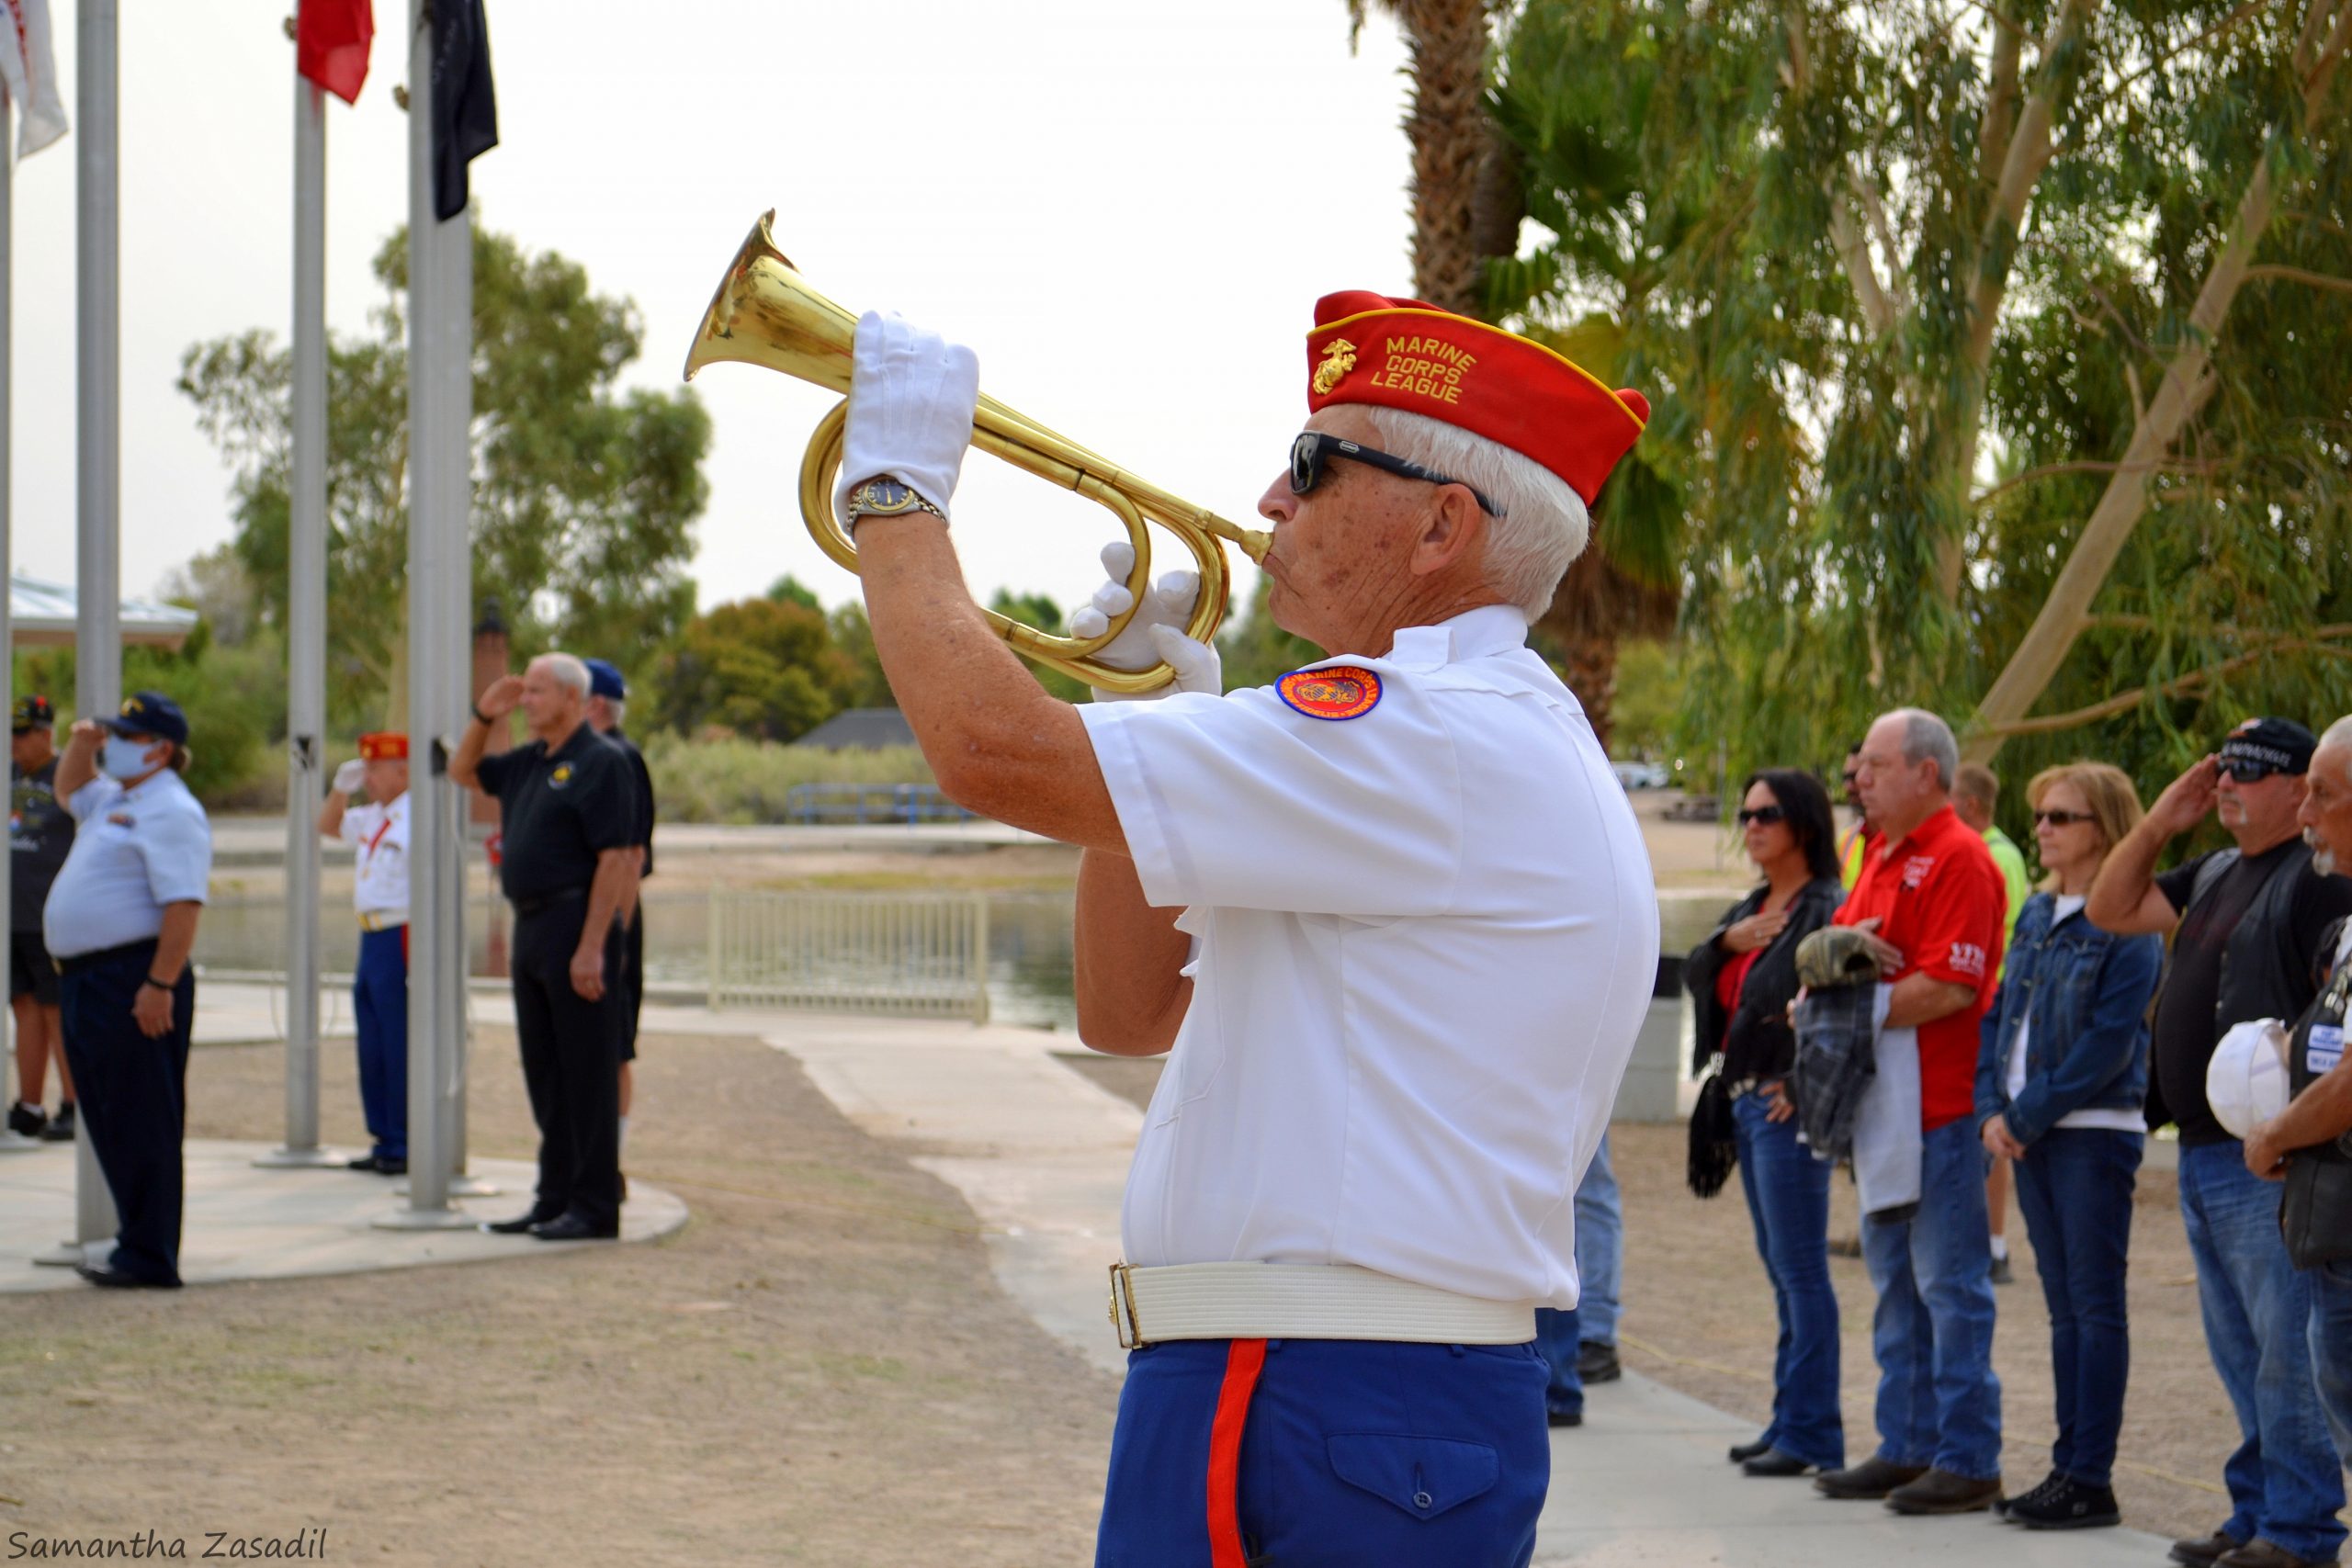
[1312,338,1358,397]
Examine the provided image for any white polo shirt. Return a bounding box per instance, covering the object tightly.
[1078,604,1659,1308]
[339,793,411,920]
[43,768,213,960]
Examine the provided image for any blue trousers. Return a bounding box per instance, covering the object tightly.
[2178,1141,2346,1562]
[58,941,194,1285]
[1862,1115,2002,1480]
[2312,1258,2352,1469]
[1734,1089,1843,1469]
[1534,1133,1620,1419]
[2010,1128,2139,1488]
[352,925,409,1161]
[1096,1337,1550,1568]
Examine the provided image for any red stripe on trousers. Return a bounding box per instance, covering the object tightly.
[1206,1338,1267,1568]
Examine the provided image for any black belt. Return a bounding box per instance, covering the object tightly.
[53,937,159,976]
[511,886,589,918]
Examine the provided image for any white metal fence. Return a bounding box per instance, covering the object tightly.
[703,888,991,1021]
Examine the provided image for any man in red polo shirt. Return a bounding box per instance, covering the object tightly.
[1814,707,2009,1516]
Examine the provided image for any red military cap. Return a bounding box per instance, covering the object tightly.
[1305,290,1648,505]
[358,731,408,761]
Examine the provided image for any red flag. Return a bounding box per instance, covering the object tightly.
[295,0,372,106]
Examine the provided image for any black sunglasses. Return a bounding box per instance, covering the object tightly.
[2033,808,2097,827]
[2219,758,2290,784]
[1289,432,1502,518]
[1736,805,1787,826]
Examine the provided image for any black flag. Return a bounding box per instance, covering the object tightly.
[430,0,497,221]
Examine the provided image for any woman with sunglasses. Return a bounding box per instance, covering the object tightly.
[1685,769,1848,1478]
[1973,762,2165,1530]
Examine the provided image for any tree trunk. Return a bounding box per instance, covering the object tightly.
[1394,0,1503,313]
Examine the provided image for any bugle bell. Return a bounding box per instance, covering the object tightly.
[684,210,1271,694]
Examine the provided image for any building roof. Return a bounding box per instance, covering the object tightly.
[10,572,201,649]
[790,707,917,750]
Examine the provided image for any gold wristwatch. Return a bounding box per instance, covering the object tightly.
[845,477,945,525]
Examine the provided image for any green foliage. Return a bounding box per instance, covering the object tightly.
[639,733,935,825]
[177,224,712,723]
[15,630,283,807]
[650,596,855,742]
[825,602,896,709]
[1488,0,2352,797]
[1215,577,1322,692]
[988,589,1091,705]
[1608,639,1686,761]
[766,575,821,611]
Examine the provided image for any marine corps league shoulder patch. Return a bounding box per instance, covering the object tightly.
[1277,665,1383,721]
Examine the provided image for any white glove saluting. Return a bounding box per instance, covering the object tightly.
[1069,540,1222,700]
[832,310,981,529]
[332,758,367,796]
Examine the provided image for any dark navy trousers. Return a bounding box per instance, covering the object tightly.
[509,905,623,1230]
[58,941,194,1285]
[352,925,409,1162]
[1095,1337,1550,1568]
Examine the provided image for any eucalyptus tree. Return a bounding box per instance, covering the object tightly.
[1490,0,2352,787]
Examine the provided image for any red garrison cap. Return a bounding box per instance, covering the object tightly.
[358,732,408,761]
[1306,291,1648,505]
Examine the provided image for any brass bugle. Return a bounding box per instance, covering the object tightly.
[683,210,1272,694]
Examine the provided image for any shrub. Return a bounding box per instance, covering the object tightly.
[640,732,938,825]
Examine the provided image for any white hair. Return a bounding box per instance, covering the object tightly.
[1881,706,1960,793]
[2324,716,2352,767]
[532,652,591,699]
[1354,405,1592,619]
[603,697,628,729]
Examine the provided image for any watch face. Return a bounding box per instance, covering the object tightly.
[865,479,913,509]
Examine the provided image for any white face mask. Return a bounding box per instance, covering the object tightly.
[100,735,159,781]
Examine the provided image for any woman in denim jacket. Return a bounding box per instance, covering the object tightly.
[1974,762,2165,1531]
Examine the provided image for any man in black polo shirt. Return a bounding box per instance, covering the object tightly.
[2089,717,2352,1568]
[450,653,639,1242]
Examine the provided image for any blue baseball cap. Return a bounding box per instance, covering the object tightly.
[102,691,189,747]
[582,659,627,701]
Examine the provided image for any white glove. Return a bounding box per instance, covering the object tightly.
[1070,540,1222,700]
[832,310,981,529]
[332,759,366,795]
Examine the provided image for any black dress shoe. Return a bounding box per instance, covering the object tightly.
[1815,1457,1928,1499]
[346,1155,382,1172]
[1728,1436,1775,1464]
[529,1213,619,1242]
[38,1102,75,1141]
[75,1263,180,1290]
[1577,1340,1622,1383]
[1545,1408,1583,1428]
[6,1100,47,1137]
[375,1158,407,1176]
[1742,1448,1816,1477]
[481,1212,558,1235]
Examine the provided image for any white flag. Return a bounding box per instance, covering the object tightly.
[0,0,67,159]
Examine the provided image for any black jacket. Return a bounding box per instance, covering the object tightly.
[1685,876,1847,1082]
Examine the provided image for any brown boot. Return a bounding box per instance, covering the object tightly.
[1814,1457,1928,1499]
[1886,1468,2002,1514]
[2215,1541,2342,1568]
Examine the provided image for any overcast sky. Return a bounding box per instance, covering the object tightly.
[7,1,1416,634]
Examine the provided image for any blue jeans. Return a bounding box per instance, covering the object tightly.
[1861,1115,2001,1479]
[1734,1090,1843,1469]
[2178,1141,2347,1562]
[2312,1260,2352,1469]
[2011,1129,2140,1488]
[1574,1134,1622,1346]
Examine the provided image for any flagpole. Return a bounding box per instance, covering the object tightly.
[260,40,337,1170]
[379,0,466,1230]
[48,0,122,1264]
[0,95,17,1149]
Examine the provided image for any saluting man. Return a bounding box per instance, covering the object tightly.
[450,654,638,1242]
[45,693,211,1290]
[318,732,412,1176]
[833,293,1657,1565]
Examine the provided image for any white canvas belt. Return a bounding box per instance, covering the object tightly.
[1107,1262,1537,1350]
[356,909,409,932]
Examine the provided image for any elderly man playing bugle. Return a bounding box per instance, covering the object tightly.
[838,292,1657,1567]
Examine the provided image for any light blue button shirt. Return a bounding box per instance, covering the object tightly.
[42,768,213,960]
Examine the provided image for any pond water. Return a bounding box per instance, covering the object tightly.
[197,887,1743,1036]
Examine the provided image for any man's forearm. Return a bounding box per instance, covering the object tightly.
[317,795,345,838]
[1074,847,1191,1056]
[579,850,635,952]
[2271,1061,2352,1153]
[1883,974,1977,1030]
[2087,817,2167,929]
[149,903,202,985]
[448,709,494,789]
[54,736,97,799]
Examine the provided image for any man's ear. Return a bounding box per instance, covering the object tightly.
[1408,485,1487,580]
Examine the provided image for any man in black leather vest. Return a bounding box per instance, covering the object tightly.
[2245,716,2352,1470]
[2089,717,2352,1568]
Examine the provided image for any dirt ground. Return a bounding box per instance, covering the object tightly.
[6,1025,2311,1561]
[0,1026,1117,1566]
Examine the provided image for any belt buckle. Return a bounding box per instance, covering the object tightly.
[1107,1262,1149,1350]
